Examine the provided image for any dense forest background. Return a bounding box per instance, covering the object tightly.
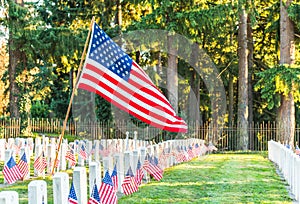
[0,0,299,149]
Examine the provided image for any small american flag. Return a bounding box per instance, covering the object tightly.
[122,166,138,195]
[187,145,194,160]
[88,183,101,204]
[34,152,47,173]
[99,170,117,204]
[143,154,163,181]
[17,152,29,179]
[77,22,187,133]
[3,156,21,184]
[68,182,78,204]
[193,143,201,156]
[66,148,77,167]
[79,145,88,160]
[135,159,144,186]
[111,164,118,192]
[99,144,110,157]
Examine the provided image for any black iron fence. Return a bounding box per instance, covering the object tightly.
[1,118,298,151]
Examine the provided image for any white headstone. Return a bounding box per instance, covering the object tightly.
[0,191,19,204]
[94,140,100,162]
[114,153,124,192]
[26,138,34,157]
[59,143,67,171]
[133,131,138,149]
[140,147,149,182]
[125,132,129,151]
[53,172,69,204]
[132,150,139,173]
[7,138,14,149]
[28,180,47,204]
[47,144,56,174]
[4,149,12,164]
[102,157,113,174]
[123,151,131,177]
[89,162,101,196]
[73,167,87,204]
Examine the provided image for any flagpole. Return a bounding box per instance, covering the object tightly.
[51,17,95,175]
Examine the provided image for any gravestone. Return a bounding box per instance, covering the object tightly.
[94,140,100,162]
[73,167,87,204]
[133,131,138,149]
[28,180,47,204]
[123,151,131,178]
[59,142,67,171]
[53,172,69,204]
[114,153,124,192]
[132,150,139,173]
[47,144,56,174]
[89,162,101,196]
[0,191,19,204]
[26,138,34,157]
[102,157,113,174]
[140,147,149,182]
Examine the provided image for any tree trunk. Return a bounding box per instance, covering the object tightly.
[167,35,178,114]
[237,7,249,150]
[8,30,20,118]
[277,0,295,146]
[228,74,234,127]
[247,16,254,150]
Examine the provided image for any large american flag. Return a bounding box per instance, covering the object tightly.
[88,183,101,204]
[99,170,117,204]
[68,182,78,204]
[2,156,22,184]
[77,22,187,133]
[34,152,47,173]
[122,166,138,195]
[17,152,29,179]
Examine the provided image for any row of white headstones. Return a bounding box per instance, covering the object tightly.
[268,140,300,203]
[0,136,207,203]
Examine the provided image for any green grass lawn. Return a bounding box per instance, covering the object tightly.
[119,153,293,204]
[0,153,293,203]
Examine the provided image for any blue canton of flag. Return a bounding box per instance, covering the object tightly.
[88,25,132,81]
[68,182,78,204]
[88,183,101,204]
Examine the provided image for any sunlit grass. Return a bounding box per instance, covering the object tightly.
[0,153,293,203]
[119,153,293,204]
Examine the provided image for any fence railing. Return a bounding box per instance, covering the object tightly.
[2,118,300,151]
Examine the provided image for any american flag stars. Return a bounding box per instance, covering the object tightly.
[89,23,132,81]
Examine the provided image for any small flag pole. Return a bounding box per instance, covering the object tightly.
[51,17,95,175]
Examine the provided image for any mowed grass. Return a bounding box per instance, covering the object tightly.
[119,153,293,204]
[0,153,293,203]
